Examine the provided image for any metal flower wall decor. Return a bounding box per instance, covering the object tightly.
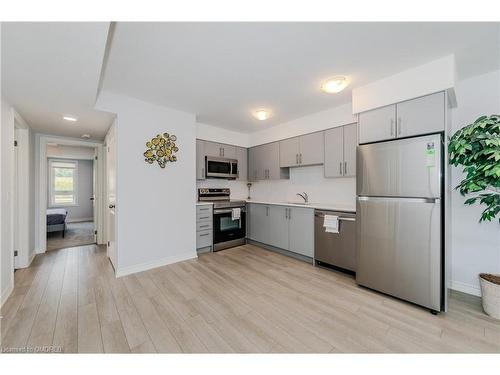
[144,132,179,168]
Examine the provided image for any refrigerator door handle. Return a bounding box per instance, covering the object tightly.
[357,196,439,204]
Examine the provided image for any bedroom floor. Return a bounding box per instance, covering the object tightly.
[47,221,95,251]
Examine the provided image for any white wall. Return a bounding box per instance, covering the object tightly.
[1,97,15,305]
[47,158,94,222]
[196,122,250,148]
[96,91,197,276]
[352,55,457,113]
[449,69,500,296]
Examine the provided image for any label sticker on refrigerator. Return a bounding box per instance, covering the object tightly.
[426,142,435,167]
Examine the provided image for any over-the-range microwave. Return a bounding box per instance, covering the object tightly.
[205,156,238,179]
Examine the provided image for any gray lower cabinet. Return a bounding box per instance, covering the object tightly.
[268,205,289,250]
[196,139,206,180]
[247,203,314,259]
[324,123,357,178]
[287,206,314,257]
[196,205,213,253]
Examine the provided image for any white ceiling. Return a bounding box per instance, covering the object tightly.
[2,22,499,138]
[1,22,114,140]
[102,22,500,132]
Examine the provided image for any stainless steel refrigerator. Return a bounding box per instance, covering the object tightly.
[356,133,444,312]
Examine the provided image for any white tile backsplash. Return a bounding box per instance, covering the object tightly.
[197,164,356,205]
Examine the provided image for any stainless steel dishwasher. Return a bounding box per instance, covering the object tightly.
[314,210,356,272]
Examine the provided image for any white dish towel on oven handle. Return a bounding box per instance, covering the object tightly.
[232,208,241,221]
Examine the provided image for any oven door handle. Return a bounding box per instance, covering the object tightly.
[214,208,246,214]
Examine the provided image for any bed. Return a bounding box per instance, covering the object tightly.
[47,208,68,237]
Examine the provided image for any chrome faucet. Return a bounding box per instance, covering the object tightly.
[296,192,308,203]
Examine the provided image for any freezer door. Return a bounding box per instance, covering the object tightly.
[356,196,442,311]
[357,134,442,198]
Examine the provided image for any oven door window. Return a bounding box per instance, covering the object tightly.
[220,216,241,231]
[207,160,231,175]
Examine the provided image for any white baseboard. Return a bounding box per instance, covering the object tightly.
[115,252,198,278]
[16,251,36,269]
[1,282,14,308]
[449,280,481,297]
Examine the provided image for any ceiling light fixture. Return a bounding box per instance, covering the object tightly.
[63,116,78,122]
[321,76,350,94]
[253,109,270,121]
[81,134,91,139]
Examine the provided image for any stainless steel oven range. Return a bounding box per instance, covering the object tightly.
[197,188,246,251]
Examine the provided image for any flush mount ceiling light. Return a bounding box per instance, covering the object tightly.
[63,116,78,122]
[253,109,271,121]
[81,134,91,139]
[321,76,350,94]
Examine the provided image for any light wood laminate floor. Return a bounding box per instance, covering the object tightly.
[1,244,499,353]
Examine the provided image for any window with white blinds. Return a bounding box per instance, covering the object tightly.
[49,159,79,206]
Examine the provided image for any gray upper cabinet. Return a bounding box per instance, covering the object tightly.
[342,123,357,177]
[279,137,300,167]
[324,123,357,178]
[288,207,314,257]
[279,132,324,168]
[236,147,247,180]
[359,92,445,145]
[299,132,324,166]
[196,139,206,180]
[204,141,223,157]
[396,92,445,138]
[324,126,343,178]
[249,142,288,181]
[204,141,236,159]
[358,104,396,144]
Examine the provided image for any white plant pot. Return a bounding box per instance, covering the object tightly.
[479,274,500,320]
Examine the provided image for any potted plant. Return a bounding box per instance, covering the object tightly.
[448,114,500,319]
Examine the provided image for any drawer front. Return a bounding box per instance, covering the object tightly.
[196,205,212,216]
[196,230,212,248]
[196,212,212,222]
[196,221,213,232]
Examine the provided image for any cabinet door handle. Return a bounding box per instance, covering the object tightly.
[296,154,298,165]
[201,167,204,178]
[397,117,402,136]
[390,119,395,137]
[344,161,347,175]
[199,233,209,237]
[199,224,210,228]
[299,153,302,164]
[339,162,343,175]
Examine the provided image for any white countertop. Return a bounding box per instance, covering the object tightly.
[196,202,213,206]
[245,200,356,213]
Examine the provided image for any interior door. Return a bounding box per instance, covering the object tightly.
[92,149,97,243]
[106,124,117,269]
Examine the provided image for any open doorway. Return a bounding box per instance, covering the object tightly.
[45,143,97,251]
